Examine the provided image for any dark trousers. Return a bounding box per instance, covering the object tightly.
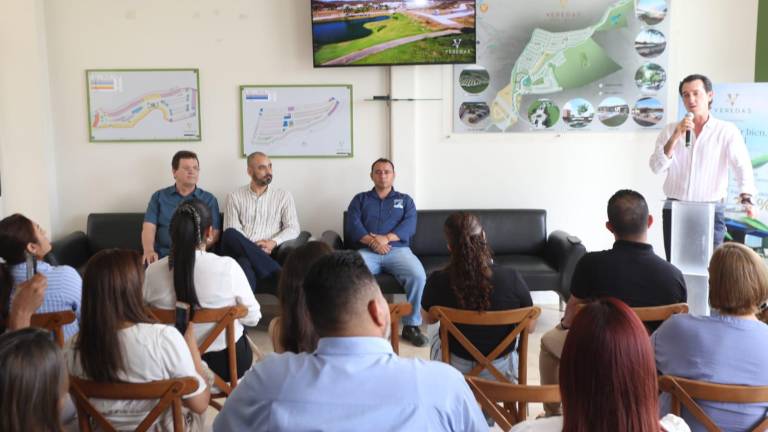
[201,334,252,382]
[662,200,726,261]
[219,228,280,294]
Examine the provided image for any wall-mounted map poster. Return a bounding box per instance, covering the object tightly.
[86,69,201,142]
[240,85,353,158]
[454,0,671,133]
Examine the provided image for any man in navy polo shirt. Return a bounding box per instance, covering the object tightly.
[141,150,221,264]
[345,158,428,347]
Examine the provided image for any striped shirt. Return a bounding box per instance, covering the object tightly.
[11,261,82,340]
[649,115,755,202]
[223,185,300,245]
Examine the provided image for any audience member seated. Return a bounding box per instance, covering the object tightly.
[653,242,768,432]
[0,214,82,340]
[0,327,69,431]
[1,274,47,333]
[221,152,299,293]
[276,241,332,353]
[144,199,261,381]
[213,251,487,431]
[421,212,533,383]
[539,189,686,416]
[66,249,210,431]
[141,150,221,265]
[513,298,690,432]
[345,157,428,347]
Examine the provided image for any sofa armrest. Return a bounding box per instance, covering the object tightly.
[273,231,311,264]
[544,230,586,301]
[50,231,91,270]
[320,230,344,250]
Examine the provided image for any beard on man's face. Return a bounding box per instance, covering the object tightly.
[252,174,273,186]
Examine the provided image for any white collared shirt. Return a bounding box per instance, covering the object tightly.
[143,251,261,352]
[649,115,755,202]
[223,185,300,245]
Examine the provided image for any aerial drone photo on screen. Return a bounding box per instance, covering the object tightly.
[312,0,476,66]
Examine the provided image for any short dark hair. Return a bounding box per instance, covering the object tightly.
[371,158,395,172]
[679,74,713,108]
[607,189,649,237]
[171,150,199,170]
[303,251,377,335]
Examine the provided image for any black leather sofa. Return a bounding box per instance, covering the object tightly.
[50,213,310,296]
[322,209,586,303]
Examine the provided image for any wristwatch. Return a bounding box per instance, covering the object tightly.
[740,194,753,205]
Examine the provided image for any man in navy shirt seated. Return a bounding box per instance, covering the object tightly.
[345,158,428,347]
[141,150,221,264]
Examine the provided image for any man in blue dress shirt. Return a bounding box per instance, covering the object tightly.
[213,251,487,432]
[141,150,221,264]
[345,158,428,347]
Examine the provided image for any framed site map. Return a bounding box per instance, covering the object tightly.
[240,84,353,158]
[86,69,201,142]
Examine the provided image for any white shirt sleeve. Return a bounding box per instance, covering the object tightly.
[158,326,207,399]
[223,192,242,233]
[227,258,262,327]
[272,191,300,245]
[726,123,757,196]
[650,124,675,174]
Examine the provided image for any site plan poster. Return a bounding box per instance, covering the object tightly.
[86,69,201,142]
[240,85,353,158]
[454,0,670,133]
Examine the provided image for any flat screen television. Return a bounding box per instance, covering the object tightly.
[311,0,476,67]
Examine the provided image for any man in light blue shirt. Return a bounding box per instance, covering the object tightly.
[214,251,487,432]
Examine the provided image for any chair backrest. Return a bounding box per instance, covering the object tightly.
[149,304,247,407]
[466,376,560,431]
[31,310,76,347]
[658,375,768,432]
[69,375,199,432]
[388,303,412,355]
[572,302,688,332]
[268,316,283,353]
[632,303,689,323]
[429,306,540,384]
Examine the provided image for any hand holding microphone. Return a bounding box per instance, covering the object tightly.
[683,112,694,147]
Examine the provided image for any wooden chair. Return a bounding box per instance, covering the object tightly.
[429,306,540,386]
[632,303,688,323]
[268,316,283,353]
[69,375,199,432]
[388,302,412,355]
[572,302,688,332]
[30,310,76,347]
[658,375,768,432]
[467,376,560,430]
[150,304,247,410]
[269,303,413,355]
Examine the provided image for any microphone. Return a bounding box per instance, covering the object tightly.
[684,112,694,148]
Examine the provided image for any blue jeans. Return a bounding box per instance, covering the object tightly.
[358,247,426,326]
[429,326,519,383]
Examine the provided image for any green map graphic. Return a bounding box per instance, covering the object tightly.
[489,0,633,131]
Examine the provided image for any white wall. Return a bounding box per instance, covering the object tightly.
[43,0,388,238]
[1,0,758,253]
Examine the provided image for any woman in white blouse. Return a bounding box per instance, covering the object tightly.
[67,249,210,431]
[144,199,261,381]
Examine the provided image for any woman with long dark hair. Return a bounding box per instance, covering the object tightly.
[276,241,333,353]
[511,298,689,431]
[0,327,68,432]
[144,199,261,380]
[67,249,210,430]
[421,212,533,382]
[653,242,768,431]
[0,214,81,339]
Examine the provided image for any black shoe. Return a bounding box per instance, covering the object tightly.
[401,326,428,347]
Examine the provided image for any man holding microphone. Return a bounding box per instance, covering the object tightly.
[650,73,756,260]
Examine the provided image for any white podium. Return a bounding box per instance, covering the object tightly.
[669,200,714,316]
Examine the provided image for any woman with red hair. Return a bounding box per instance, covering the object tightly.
[512,298,689,431]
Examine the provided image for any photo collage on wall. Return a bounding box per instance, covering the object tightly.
[453,0,670,133]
